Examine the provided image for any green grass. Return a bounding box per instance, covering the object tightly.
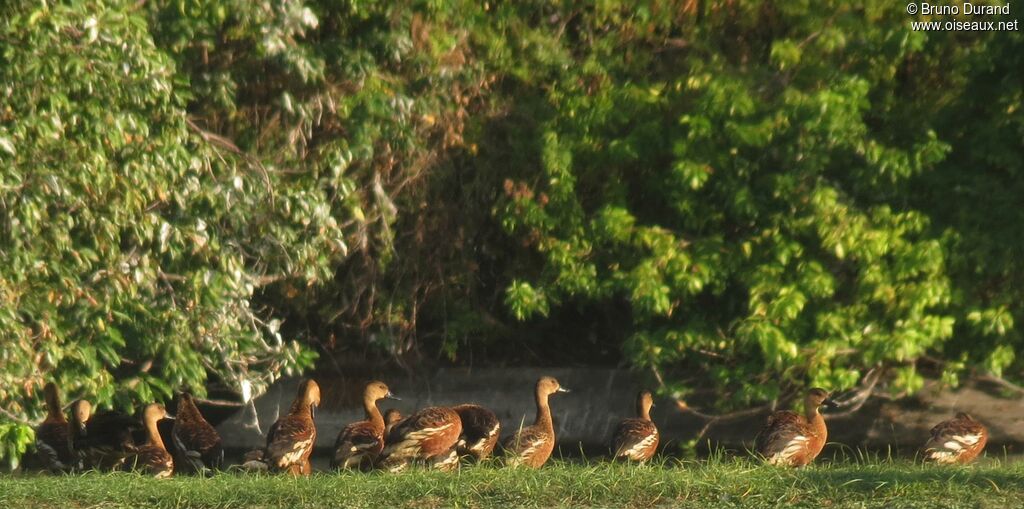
[2,457,1021,508]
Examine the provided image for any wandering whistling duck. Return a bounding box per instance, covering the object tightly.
[502,376,569,468]
[34,382,75,472]
[922,412,988,464]
[125,404,175,478]
[331,381,399,470]
[610,390,659,462]
[69,399,139,471]
[379,406,463,472]
[265,379,320,475]
[452,404,501,462]
[755,388,836,467]
[383,409,403,438]
[171,392,223,473]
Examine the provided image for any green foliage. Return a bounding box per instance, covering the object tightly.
[2,0,1023,463]
[0,0,343,454]
[494,1,1019,406]
[0,424,33,470]
[1,0,493,461]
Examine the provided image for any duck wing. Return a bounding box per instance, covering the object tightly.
[381,407,462,470]
[332,421,383,469]
[923,416,987,464]
[172,414,223,471]
[755,410,813,465]
[502,424,551,466]
[452,404,500,459]
[265,413,316,470]
[610,417,659,461]
[34,420,73,472]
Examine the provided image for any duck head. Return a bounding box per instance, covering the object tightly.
[806,388,837,411]
[297,379,321,419]
[383,408,403,426]
[366,380,399,402]
[144,403,174,423]
[537,376,569,397]
[70,399,92,435]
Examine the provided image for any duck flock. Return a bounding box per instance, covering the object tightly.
[29,376,989,477]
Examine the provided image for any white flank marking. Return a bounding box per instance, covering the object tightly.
[384,423,454,460]
[621,432,658,461]
[768,435,808,465]
[952,434,980,445]
[508,437,546,465]
[278,438,312,467]
[943,440,964,451]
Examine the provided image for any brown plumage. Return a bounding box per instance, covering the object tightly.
[171,392,223,473]
[452,404,501,462]
[380,406,463,472]
[331,381,399,470]
[502,376,569,468]
[755,388,836,467]
[383,409,403,438]
[125,404,175,478]
[69,399,139,471]
[265,379,321,475]
[34,382,75,473]
[922,412,988,465]
[610,390,659,462]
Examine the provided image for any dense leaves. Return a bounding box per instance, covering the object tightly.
[1,0,1022,464]
[491,1,1020,406]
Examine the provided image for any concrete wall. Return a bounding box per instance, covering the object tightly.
[216,367,1024,459]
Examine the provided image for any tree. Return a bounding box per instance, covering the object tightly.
[0,1,330,465]
[495,1,1013,408]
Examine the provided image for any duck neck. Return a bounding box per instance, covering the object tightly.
[364,395,384,432]
[805,406,826,433]
[45,390,66,423]
[290,393,313,416]
[180,397,200,421]
[637,402,651,422]
[146,417,166,450]
[534,389,553,430]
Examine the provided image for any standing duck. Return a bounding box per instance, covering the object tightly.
[171,392,223,473]
[502,376,569,468]
[755,388,836,467]
[452,404,501,462]
[922,412,988,464]
[379,406,463,472]
[331,381,399,470]
[610,390,659,462]
[125,404,175,479]
[34,382,75,472]
[383,409,403,438]
[265,379,320,475]
[69,399,139,471]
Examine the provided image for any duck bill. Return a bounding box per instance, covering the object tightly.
[556,387,570,393]
[821,398,839,410]
[385,391,401,401]
[310,403,317,419]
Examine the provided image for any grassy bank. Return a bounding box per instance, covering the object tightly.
[1,458,1020,508]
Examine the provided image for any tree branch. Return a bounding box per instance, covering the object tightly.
[824,367,883,419]
[975,373,1024,396]
[0,406,37,426]
[185,117,274,206]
